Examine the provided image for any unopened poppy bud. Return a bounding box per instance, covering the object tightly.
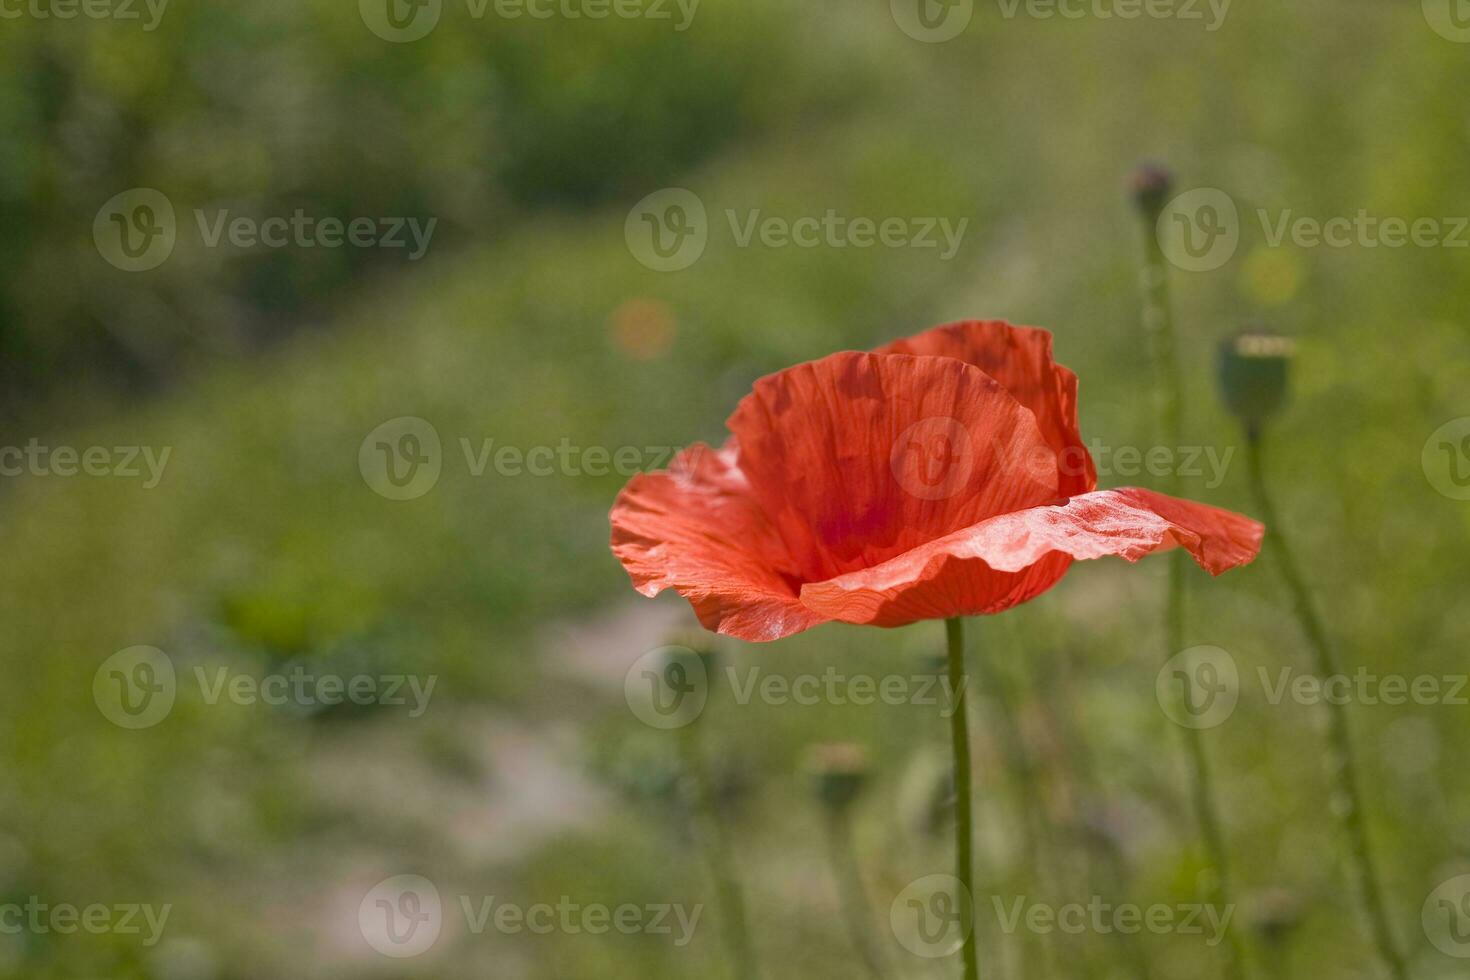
[1248,887,1303,947]
[1129,161,1174,218]
[805,742,871,813]
[1217,329,1295,435]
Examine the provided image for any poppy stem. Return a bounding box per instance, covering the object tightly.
[945,616,981,980]
[1135,182,1248,980]
[679,715,759,980]
[1243,431,1409,980]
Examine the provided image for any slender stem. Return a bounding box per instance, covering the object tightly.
[945,616,980,980]
[680,717,758,980]
[822,808,888,979]
[1138,203,1247,980]
[1244,432,1408,980]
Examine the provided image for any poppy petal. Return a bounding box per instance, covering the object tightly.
[799,488,1263,627]
[609,443,826,642]
[876,320,1095,496]
[726,351,1063,586]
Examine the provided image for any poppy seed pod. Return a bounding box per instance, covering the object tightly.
[1217,330,1295,435]
[805,742,871,813]
[1129,161,1174,217]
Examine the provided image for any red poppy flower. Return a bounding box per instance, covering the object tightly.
[610,320,1263,642]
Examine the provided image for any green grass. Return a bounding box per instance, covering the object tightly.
[3,2,1470,977]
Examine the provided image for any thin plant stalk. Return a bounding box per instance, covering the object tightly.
[945,616,981,980]
[1135,190,1247,980]
[821,806,888,979]
[680,716,759,980]
[1243,432,1409,980]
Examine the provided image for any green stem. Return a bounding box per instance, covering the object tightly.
[822,808,888,979]
[1138,203,1246,980]
[1243,432,1408,980]
[945,616,981,980]
[680,717,758,980]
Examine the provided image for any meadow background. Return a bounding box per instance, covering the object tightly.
[2,0,1469,977]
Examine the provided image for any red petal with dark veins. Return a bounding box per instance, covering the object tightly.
[876,320,1096,496]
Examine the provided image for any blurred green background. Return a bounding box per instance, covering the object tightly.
[3,0,1469,976]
